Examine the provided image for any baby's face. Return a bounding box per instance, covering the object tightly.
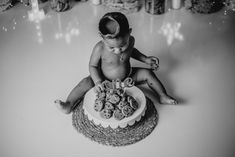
[103,34,130,54]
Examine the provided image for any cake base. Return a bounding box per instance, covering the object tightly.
[72,97,158,146]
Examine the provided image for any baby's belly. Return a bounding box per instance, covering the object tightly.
[101,64,131,81]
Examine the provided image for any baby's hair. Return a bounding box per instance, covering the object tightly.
[99,12,129,39]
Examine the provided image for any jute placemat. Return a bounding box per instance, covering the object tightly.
[72,97,158,146]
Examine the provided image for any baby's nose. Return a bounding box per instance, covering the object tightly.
[115,48,121,54]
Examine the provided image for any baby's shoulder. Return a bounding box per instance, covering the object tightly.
[97,40,105,47]
[93,41,105,53]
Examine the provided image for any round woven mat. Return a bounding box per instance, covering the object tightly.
[72,97,158,146]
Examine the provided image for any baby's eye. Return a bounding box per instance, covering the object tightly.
[121,45,128,51]
[121,42,129,50]
[108,47,114,51]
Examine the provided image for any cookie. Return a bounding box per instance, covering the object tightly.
[97,92,106,100]
[104,102,115,111]
[116,88,125,96]
[106,93,120,104]
[94,99,104,112]
[113,109,125,120]
[128,96,139,110]
[122,105,134,117]
[102,80,112,90]
[107,89,114,95]
[117,100,128,110]
[100,109,113,119]
[105,91,112,101]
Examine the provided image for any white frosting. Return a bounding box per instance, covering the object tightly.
[83,86,146,129]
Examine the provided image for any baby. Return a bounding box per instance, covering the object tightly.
[55,12,177,114]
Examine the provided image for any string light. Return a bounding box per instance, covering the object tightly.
[2,26,7,32]
[158,22,184,46]
[38,38,43,43]
[54,15,80,44]
[224,10,227,15]
[36,25,40,30]
[28,0,45,22]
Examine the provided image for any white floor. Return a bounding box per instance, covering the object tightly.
[1,2,235,157]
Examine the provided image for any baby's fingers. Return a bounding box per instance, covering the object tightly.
[94,86,100,93]
[94,84,103,93]
[151,57,159,65]
[150,63,159,71]
[98,84,104,91]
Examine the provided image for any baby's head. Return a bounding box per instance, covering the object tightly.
[99,12,132,54]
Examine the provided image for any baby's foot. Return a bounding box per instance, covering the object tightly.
[160,95,177,105]
[54,100,72,114]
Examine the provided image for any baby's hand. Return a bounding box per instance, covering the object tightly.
[94,81,104,93]
[145,56,159,71]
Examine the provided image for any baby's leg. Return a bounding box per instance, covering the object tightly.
[130,68,177,104]
[55,76,95,114]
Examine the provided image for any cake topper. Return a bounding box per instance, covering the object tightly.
[101,77,135,91]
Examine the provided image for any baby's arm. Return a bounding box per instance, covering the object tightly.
[131,39,159,70]
[128,36,147,63]
[89,42,104,85]
[131,47,148,63]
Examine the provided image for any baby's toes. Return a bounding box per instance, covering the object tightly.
[171,99,178,105]
[167,97,177,105]
[54,100,71,114]
[160,96,177,105]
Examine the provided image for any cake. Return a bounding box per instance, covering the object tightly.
[94,87,139,120]
[83,78,146,129]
